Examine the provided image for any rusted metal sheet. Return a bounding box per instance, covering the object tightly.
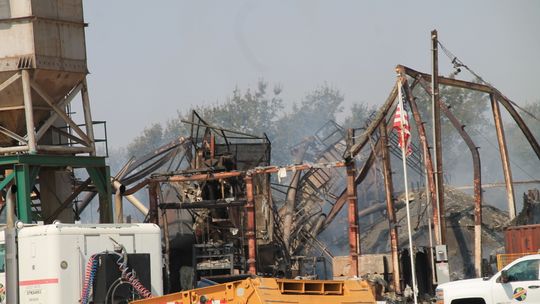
[505,224,540,254]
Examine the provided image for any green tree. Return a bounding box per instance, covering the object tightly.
[126,123,164,158]
[272,84,344,164]
[342,103,377,130]
[506,100,540,169]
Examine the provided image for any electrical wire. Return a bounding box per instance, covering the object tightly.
[105,278,123,304]
[111,281,132,304]
[438,40,540,124]
[110,247,152,299]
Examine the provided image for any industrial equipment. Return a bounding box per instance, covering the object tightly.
[130,277,376,304]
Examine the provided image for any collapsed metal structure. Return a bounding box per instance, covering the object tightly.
[1,21,536,294]
[102,46,540,292]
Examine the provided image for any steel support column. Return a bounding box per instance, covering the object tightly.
[440,105,483,277]
[148,182,159,225]
[490,94,516,219]
[15,164,33,222]
[379,120,401,292]
[244,175,257,275]
[21,70,37,154]
[346,130,360,277]
[87,166,113,223]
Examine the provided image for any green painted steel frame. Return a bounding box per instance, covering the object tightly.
[0,155,112,223]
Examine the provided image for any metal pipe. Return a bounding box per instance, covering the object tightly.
[396,78,419,304]
[345,142,360,276]
[453,180,540,190]
[115,184,125,223]
[244,175,257,275]
[112,180,149,216]
[490,94,516,220]
[36,145,94,153]
[441,103,483,278]
[5,227,18,304]
[431,30,446,244]
[379,120,401,293]
[158,200,246,209]
[21,70,37,154]
[0,145,29,154]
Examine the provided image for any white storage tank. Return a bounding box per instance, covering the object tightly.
[17,223,163,304]
[0,0,87,73]
[0,0,88,147]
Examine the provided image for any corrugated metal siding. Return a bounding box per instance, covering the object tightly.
[504,224,540,254]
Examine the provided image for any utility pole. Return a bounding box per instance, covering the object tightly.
[431,30,446,245]
[431,29,450,284]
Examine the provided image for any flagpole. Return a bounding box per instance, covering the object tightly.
[398,79,418,304]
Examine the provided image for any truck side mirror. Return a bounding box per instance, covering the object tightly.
[500,270,509,283]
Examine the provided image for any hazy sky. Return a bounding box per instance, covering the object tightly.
[83,1,540,148]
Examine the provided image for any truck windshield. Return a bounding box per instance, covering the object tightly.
[507,259,539,282]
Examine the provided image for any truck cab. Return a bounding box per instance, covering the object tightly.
[436,254,540,304]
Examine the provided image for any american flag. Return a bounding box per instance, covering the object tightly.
[393,81,412,157]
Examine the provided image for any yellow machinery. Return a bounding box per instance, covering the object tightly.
[131,277,376,304]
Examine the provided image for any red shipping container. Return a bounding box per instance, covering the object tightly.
[504,224,540,254]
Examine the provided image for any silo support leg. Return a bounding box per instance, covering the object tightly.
[21,70,37,154]
[15,164,33,223]
[87,166,113,223]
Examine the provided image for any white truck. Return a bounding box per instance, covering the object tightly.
[0,223,163,304]
[435,254,540,304]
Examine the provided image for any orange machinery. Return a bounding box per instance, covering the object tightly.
[131,277,376,304]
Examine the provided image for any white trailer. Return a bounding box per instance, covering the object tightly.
[0,223,163,304]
